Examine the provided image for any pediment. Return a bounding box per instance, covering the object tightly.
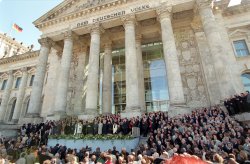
[13,70,23,77]
[229,29,250,37]
[33,0,116,26]
[0,72,8,79]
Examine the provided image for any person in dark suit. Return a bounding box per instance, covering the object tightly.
[102,119,108,135]
[93,121,98,135]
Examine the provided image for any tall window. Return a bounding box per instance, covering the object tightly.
[233,40,250,57]
[241,73,250,91]
[15,77,21,89]
[1,79,7,90]
[8,99,16,122]
[29,75,35,86]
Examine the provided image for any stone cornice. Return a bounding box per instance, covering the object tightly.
[38,37,54,48]
[35,0,130,30]
[156,4,173,21]
[0,33,29,51]
[195,0,213,10]
[212,0,250,16]
[0,51,39,65]
[222,3,250,17]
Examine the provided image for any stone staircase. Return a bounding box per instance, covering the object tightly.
[0,123,20,137]
[134,136,148,152]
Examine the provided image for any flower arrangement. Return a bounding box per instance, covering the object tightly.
[48,134,134,140]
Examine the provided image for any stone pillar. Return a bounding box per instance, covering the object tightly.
[85,24,102,117]
[191,17,221,105]
[122,14,141,118]
[102,42,112,115]
[214,9,245,93]
[135,35,146,112]
[74,45,88,114]
[41,48,60,117]
[0,71,14,122]
[196,0,235,98]
[156,6,186,106]
[27,38,52,116]
[12,68,28,123]
[54,31,74,116]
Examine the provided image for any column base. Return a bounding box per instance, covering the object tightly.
[78,114,96,121]
[11,119,18,124]
[25,113,40,118]
[101,112,112,116]
[18,117,44,125]
[168,104,191,117]
[53,111,67,117]
[121,106,142,119]
[78,108,99,120]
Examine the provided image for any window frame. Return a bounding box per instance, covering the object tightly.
[29,74,35,86]
[232,38,250,57]
[1,79,8,90]
[15,77,22,89]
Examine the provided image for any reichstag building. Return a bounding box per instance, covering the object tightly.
[0,0,250,125]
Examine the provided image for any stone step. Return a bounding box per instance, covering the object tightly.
[0,123,20,138]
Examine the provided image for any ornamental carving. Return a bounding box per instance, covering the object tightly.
[38,38,53,48]
[121,14,137,26]
[156,4,172,21]
[90,23,104,35]
[75,0,113,11]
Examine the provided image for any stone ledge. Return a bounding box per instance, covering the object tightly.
[234,112,250,123]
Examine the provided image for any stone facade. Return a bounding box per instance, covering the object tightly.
[0,0,250,124]
[0,32,30,59]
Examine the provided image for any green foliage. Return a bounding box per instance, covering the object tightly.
[48,134,134,140]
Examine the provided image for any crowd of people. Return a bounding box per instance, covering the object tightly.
[0,97,250,163]
[224,91,250,115]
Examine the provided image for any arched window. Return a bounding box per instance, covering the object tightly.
[21,96,30,117]
[241,73,250,91]
[25,99,30,115]
[8,98,16,122]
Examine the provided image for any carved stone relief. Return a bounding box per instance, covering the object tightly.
[174,26,209,108]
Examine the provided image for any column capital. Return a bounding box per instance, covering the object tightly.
[156,4,172,21]
[38,37,53,48]
[121,14,137,27]
[196,0,214,10]
[63,30,78,41]
[91,23,104,35]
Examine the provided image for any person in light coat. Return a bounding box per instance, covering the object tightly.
[74,121,83,135]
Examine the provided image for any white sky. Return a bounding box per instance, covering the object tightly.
[228,0,242,6]
[216,0,242,7]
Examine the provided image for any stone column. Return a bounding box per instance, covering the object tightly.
[12,68,28,123]
[214,9,245,93]
[135,35,146,112]
[0,71,14,122]
[156,5,186,106]
[122,14,141,118]
[102,42,112,115]
[85,24,102,116]
[54,31,74,116]
[191,16,221,105]
[196,0,235,98]
[27,38,52,116]
[41,48,60,117]
[74,45,88,114]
